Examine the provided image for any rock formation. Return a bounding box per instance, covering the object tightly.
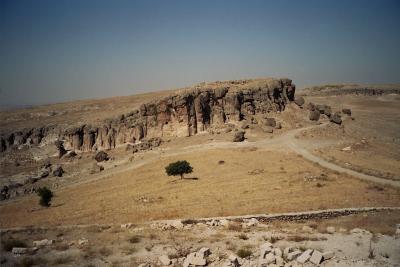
[0,78,296,153]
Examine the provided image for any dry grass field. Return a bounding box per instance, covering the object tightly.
[1,147,399,228]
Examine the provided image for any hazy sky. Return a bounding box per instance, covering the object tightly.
[1,0,399,107]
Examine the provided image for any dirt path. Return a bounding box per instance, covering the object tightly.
[66,124,400,189]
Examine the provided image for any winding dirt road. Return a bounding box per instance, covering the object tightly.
[71,123,400,189]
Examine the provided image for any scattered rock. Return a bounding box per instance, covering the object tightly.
[12,247,28,256]
[33,239,54,247]
[78,238,89,246]
[90,163,104,174]
[326,226,335,234]
[262,126,274,133]
[297,249,313,264]
[121,223,134,229]
[183,251,207,267]
[316,104,332,117]
[55,140,67,158]
[322,251,334,260]
[294,96,305,107]
[330,112,342,124]
[233,131,245,142]
[159,255,172,266]
[310,250,323,264]
[264,118,277,127]
[39,169,50,178]
[241,122,250,129]
[302,225,313,233]
[95,151,109,162]
[53,166,64,177]
[341,146,351,152]
[287,250,302,261]
[225,255,240,267]
[309,110,320,121]
[63,150,77,159]
[342,108,352,116]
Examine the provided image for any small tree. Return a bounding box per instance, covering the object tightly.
[165,160,193,179]
[37,187,53,207]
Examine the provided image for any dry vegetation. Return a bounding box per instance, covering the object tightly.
[1,147,399,228]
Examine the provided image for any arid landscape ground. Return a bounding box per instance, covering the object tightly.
[1,80,399,266]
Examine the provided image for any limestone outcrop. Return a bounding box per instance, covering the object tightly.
[0,78,296,153]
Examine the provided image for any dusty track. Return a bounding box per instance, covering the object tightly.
[70,123,400,189]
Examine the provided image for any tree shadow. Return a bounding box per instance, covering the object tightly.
[167,177,199,183]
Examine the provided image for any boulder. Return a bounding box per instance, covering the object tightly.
[225,255,240,267]
[197,247,211,258]
[169,220,184,230]
[95,151,109,162]
[90,163,104,174]
[342,108,352,116]
[310,250,323,264]
[309,110,320,121]
[275,122,282,129]
[241,122,250,129]
[326,226,335,234]
[262,126,274,133]
[159,255,172,266]
[12,247,28,256]
[33,239,54,247]
[294,96,305,107]
[296,249,313,264]
[55,140,67,158]
[233,131,245,142]
[264,118,276,127]
[287,250,302,261]
[121,223,134,229]
[307,102,316,111]
[78,238,89,246]
[316,104,332,117]
[260,243,273,258]
[322,251,334,260]
[24,177,38,185]
[63,150,77,159]
[53,166,64,177]
[330,112,342,124]
[183,251,206,267]
[39,169,50,178]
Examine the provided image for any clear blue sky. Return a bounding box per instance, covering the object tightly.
[1,0,399,106]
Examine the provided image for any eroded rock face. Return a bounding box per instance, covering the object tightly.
[0,78,296,153]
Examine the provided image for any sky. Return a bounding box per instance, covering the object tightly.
[1,0,399,107]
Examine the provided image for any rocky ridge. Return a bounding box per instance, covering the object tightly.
[0,78,296,153]
[299,84,400,97]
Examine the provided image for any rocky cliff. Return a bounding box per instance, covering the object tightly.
[0,78,296,153]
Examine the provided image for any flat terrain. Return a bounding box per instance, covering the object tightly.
[1,145,400,228]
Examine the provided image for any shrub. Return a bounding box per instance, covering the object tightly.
[237,248,252,258]
[238,233,248,240]
[37,187,53,207]
[128,235,141,244]
[165,160,193,179]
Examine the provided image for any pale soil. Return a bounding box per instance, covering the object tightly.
[1,210,399,266]
[299,94,400,181]
[0,90,175,132]
[1,144,400,228]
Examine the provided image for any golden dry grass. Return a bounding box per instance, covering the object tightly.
[1,148,399,228]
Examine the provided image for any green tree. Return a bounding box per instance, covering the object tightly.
[37,187,53,207]
[165,160,193,179]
